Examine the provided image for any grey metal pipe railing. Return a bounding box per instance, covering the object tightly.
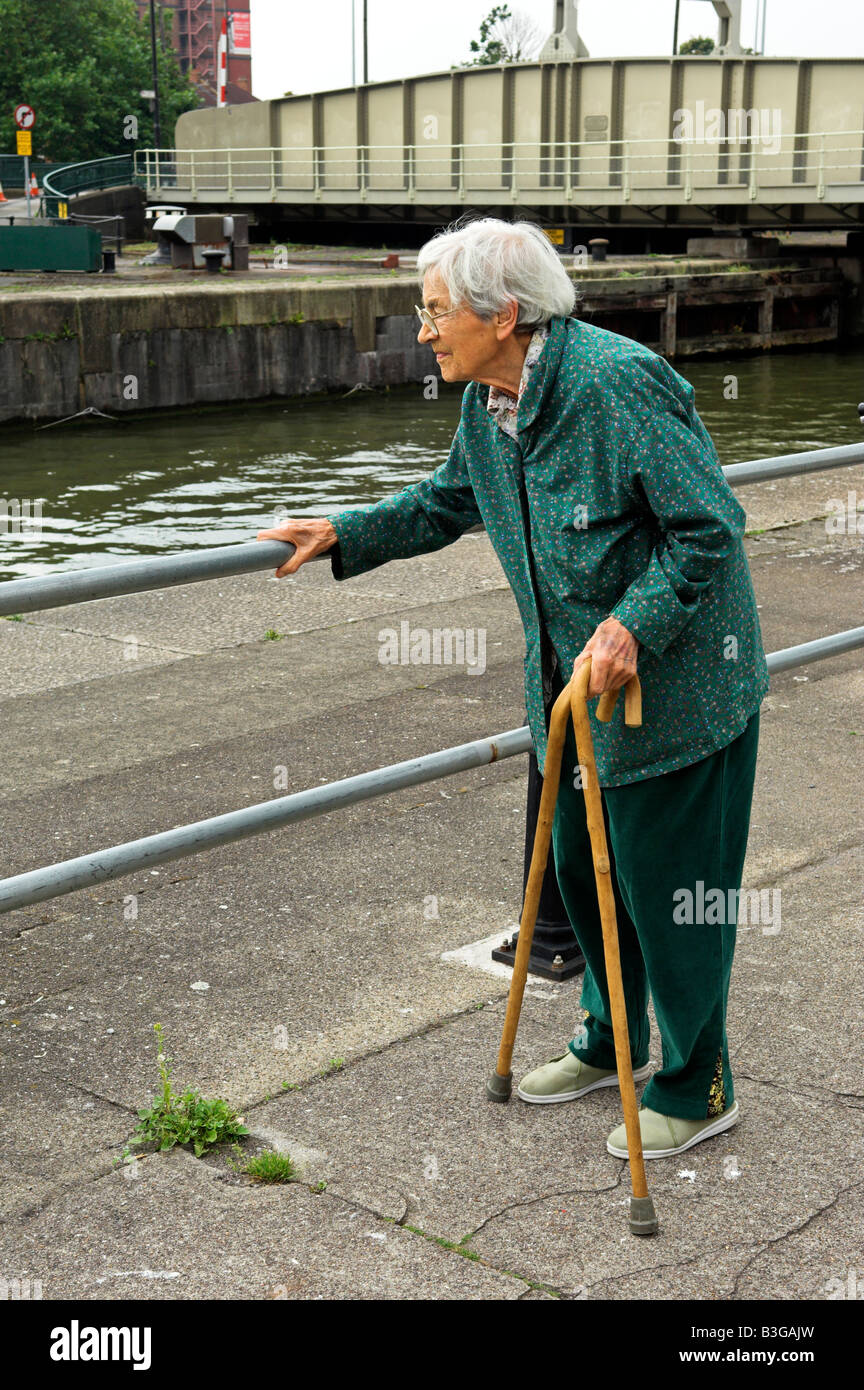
[722,441,864,487]
[0,726,533,914]
[0,627,861,916]
[761,624,864,674]
[0,541,296,618]
[1,441,863,618]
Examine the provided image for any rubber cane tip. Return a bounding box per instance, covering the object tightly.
[485,1071,513,1103]
[628,1194,659,1236]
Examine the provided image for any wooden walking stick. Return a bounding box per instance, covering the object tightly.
[486,656,659,1237]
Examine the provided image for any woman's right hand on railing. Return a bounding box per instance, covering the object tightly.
[256,517,339,578]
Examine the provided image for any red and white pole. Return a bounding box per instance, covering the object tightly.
[217,16,227,107]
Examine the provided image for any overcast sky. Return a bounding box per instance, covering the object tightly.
[248,0,864,100]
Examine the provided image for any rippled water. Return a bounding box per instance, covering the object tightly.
[0,344,862,580]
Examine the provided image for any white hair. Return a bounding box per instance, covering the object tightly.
[416,217,580,330]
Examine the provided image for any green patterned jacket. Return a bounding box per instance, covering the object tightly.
[327,314,770,785]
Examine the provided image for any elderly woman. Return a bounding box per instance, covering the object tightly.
[258,218,769,1160]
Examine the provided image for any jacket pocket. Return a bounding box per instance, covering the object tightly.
[660,638,712,739]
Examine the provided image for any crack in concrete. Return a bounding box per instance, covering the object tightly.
[463,1163,628,1243]
[585,1241,764,1297]
[2,872,203,938]
[243,995,513,1112]
[733,1069,864,1105]
[7,1145,155,1225]
[185,1158,564,1295]
[729,1176,864,1299]
[394,1213,567,1297]
[0,980,90,1012]
[10,618,200,658]
[54,1076,139,1115]
[745,511,839,540]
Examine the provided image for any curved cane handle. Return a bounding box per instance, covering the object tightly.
[573,659,642,727]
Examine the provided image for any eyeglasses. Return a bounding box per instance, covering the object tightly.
[415,303,458,337]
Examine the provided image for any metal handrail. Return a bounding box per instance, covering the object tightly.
[0,437,862,915]
[42,155,135,217]
[2,440,863,618]
[0,626,861,916]
[134,129,864,199]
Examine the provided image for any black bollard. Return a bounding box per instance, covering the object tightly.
[491,724,587,982]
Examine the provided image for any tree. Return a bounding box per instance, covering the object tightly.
[462,4,544,66]
[0,0,199,164]
[678,35,715,54]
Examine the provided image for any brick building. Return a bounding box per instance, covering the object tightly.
[134,0,256,105]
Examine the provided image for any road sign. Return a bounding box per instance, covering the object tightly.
[14,104,35,130]
[16,130,32,156]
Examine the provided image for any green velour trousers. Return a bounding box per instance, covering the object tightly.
[549,672,761,1121]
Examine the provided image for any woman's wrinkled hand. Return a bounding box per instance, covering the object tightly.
[573,617,639,696]
[256,517,338,578]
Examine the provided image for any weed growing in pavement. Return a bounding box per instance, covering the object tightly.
[131,1023,249,1158]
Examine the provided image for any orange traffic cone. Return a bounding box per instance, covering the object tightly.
[29,173,39,196]
[0,181,7,202]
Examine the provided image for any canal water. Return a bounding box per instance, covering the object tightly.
[1,345,862,580]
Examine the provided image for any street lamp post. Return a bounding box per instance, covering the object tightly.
[363,0,368,84]
[672,0,681,54]
[148,0,163,149]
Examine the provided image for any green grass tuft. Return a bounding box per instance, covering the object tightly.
[243,1149,297,1183]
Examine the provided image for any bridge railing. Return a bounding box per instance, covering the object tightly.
[134,129,864,203]
[42,155,137,217]
[0,439,862,915]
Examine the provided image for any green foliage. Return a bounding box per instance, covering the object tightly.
[132,1023,249,1158]
[678,36,715,55]
[320,1057,344,1075]
[0,0,199,163]
[263,629,283,641]
[467,5,508,65]
[243,1150,297,1184]
[23,326,77,341]
[460,4,541,66]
